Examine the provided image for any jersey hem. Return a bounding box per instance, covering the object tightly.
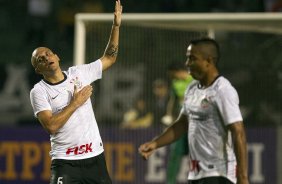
[188,173,236,184]
[51,148,104,160]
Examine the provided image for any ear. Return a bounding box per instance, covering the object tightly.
[55,54,60,61]
[35,68,42,74]
[206,56,215,65]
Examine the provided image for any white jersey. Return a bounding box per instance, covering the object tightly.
[30,60,104,160]
[181,76,243,183]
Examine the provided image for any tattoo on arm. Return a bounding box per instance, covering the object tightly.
[105,44,118,57]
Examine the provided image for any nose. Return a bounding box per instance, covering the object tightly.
[43,55,53,63]
[41,57,50,65]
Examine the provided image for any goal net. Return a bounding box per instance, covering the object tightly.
[74,13,282,128]
[74,13,282,184]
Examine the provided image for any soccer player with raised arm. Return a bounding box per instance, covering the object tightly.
[29,1,122,183]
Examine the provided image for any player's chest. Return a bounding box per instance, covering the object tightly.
[183,88,217,119]
[47,77,84,112]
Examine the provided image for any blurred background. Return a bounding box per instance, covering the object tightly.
[0,0,282,184]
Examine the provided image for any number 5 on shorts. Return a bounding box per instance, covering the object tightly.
[57,177,63,184]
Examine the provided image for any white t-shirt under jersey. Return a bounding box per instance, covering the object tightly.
[30,60,104,160]
[181,76,243,184]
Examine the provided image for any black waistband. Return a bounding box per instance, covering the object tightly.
[51,152,104,166]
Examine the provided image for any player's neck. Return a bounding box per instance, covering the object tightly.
[43,69,65,84]
[200,71,219,88]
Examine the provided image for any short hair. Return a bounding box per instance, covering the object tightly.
[189,37,220,64]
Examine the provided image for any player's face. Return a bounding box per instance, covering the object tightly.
[32,47,60,74]
[185,44,208,81]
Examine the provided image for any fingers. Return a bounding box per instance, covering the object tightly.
[115,0,122,14]
[81,85,93,92]
[73,85,93,100]
[139,144,150,152]
[138,143,154,160]
[74,84,77,94]
[113,0,122,26]
[138,146,148,160]
[80,85,93,98]
[115,0,118,12]
[71,85,93,108]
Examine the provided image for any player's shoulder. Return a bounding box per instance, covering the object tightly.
[31,80,43,90]
[30,81,46,95]
[213,76,232,87]
[70,59,101,70]
[67,62,91,76]
[67,65,79,75]
[185,80,198,94]
[214,76,237,94]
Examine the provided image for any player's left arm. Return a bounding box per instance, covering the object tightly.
[228,121,249,184]
[100,0,122,71]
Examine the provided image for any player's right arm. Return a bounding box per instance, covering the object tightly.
[37,85,93,135]
[139,113,188,160]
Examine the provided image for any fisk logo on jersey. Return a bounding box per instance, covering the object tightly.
[66,143,93,155]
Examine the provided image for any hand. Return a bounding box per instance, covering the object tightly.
[113,0,122,27]
[138,141,157,160]
[71,85,93,108]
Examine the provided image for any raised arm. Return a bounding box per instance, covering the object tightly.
[100,0,123,71]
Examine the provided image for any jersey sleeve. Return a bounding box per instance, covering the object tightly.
[216,84,243,126]
[180,85,191,116]
[180,107,187,116]
[73,59,103,84]
[30,87,51,117]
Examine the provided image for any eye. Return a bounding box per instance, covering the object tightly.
[37,57,43,63]
[47,51,53,56]
[36,56,46,64]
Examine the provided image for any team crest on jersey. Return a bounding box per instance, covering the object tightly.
[70,77,82,89]
[200,98,210,108]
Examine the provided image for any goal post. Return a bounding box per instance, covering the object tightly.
[74,13,282,121]
[73,13,282,125]
[74,12,282,66]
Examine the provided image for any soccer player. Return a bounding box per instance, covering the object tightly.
[139,38,249,184]
[29,1,122,183]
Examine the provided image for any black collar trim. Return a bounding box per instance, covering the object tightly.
[43,72,67,85]
[197,75,221,89]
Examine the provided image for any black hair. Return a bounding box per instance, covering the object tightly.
[189,37,220,64]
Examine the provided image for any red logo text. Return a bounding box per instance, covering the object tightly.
[66,143,93,155]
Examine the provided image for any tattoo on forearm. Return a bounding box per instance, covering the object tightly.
[105,44,118,57]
